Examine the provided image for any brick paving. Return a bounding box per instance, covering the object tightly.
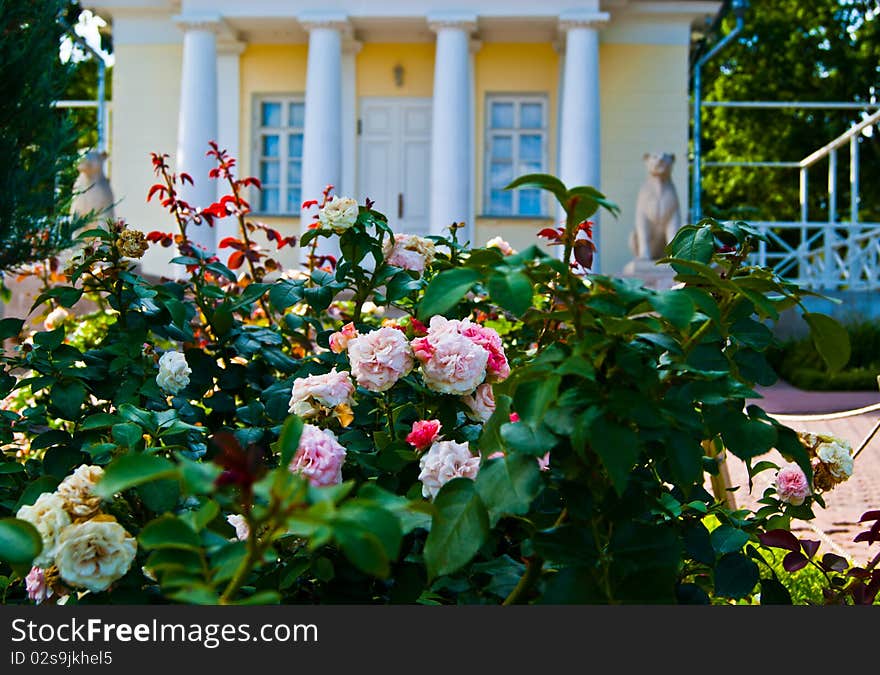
[717,382,880,564]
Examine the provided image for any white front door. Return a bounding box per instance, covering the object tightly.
[358,98,431,236]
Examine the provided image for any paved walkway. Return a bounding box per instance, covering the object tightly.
[719,381,880,563]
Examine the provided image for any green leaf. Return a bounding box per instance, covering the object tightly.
[0,518,42,566]
[713,553,759,599]
[139,515,201,551]
[486,271,533,317]
[137,479,180,513]
[418,268,481,320]
[504,173,567,204]
[803,312,851,372]
[476,454,542,526]
[423,478,489,579]
[666,437,704,487]
[278,415,305,466]
[80,413,121,431]
[96,454,177,499]
[0,318,24,340]
[710,525,750,555]
[669,225,714,264]
[50,380,87,419]
[33,328,64,350]
[649,290,695,329]
[500,421,557,457]
[112,422,143,449]
[30,286,83,312]
[589,417,641,495]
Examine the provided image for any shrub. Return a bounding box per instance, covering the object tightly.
[0,148,860,605]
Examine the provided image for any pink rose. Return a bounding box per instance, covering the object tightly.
[329,323,358,354]
[486,236,515,255]
[383,233,436,273]
[411,317,489,395]
[487,451,506,461]
[347,326,414,392]
[406,420,441,452]
[509,412,520,422]
[289,424,347,487]
[775,463,810,506]
[289,368,355,418]
[462,383,496,422]
[25,567,54,605]
[460,323,510,382]
[418,440,481,500]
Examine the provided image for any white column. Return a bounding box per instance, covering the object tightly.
[175,17,220,254]
[340,40,361,200]
[299,13,348,257]
[428,14,476,237]
[558,11,608,270]
[216,41,245,250]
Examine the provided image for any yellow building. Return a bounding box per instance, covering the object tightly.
[90,0,719,276]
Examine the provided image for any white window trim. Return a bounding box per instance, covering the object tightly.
[483,93,549,218]
[252,94,305,215]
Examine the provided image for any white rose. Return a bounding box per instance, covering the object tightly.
[44,307,70,331]
[16,493,72,567]
[817,440,854,480]
[418,440,481,500]
[156,350,191,394]
[462,383,496,423]
[486,236,515,255]
[55,517,137,593]
[317,196,359,233]
[226,514,250,542]
[56,464,105,519]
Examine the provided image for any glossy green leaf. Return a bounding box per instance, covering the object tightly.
[713,553,759,599]
[423,478,489,579]
[476,454,542,526]
[486,270,533,317]
[803,312,851,372]
[589,417,641,495]
[96,454,177,499]
[418,268,481,320]
[0,518,42,566]
[139,514,201,551]
[710,525,750,555]
[279,415,305,466]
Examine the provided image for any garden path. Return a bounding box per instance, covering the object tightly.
[721,382,880,564]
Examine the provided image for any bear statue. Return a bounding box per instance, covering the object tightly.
[628,152,682,260]
[70,150,115,229]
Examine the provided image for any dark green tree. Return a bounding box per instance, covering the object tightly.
[696,0,880,223]
[0,0,83,274]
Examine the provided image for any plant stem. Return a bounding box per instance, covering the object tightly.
[502,556,543,605]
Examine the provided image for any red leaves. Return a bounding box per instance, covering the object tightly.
[573,239,595,271]
[146,231,175,247]
[147,184,166,202]
[240,176,261,189]
[179,172,193,186]
[757,529,800,552]
[302,199,319,210]
[783,551,809,573]
[219,236,244,250]
[227,251,245,270]
[538,227,563,242]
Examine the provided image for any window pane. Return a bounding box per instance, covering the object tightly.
[518,189,542,216]
[288,160,301,185]
[261,102,281,127]
[520,103,543,129]
[489,161,513,190]
[519,161,542,175]
[489,189,513,214]
[260,160,279,185]
[260,188,279,213]
[520,134,542,162]
[490,101,514,128]
[491,135,513,160]
[262,135,279,157]
[286,187,302,213]
[288,133,303,158]
[289,102,305,128]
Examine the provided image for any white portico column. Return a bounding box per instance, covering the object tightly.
[175,16,220,253]
[558,11,608,270]
[299,14,347,256]
[428,14,476,237]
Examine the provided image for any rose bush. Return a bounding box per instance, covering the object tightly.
[0,144,864,605]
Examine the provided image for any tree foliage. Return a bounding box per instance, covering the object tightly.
[0,0,82,273]
[698,0,880,222]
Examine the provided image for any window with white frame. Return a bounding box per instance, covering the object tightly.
[484,95,548,217]
[254,96,304,214]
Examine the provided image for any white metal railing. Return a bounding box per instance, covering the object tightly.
[700,105,880,291]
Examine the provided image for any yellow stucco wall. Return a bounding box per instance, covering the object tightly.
[600,43,690,275]
[356,43,435,98]
[110,44,182,274]
[473,43,559,254]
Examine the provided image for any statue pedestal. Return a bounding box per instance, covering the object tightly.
[620,258,678,291]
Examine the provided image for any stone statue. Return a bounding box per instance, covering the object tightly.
[70,150,115,229]
[628,152,681,260]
